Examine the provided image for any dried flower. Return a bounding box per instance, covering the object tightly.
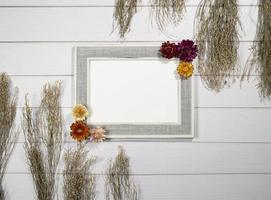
[242,0,271,100]
[0,73,18,200]
[177,62,194,78]
[159,41,177,59]
[176,40,198,62]
[63,145,96,200]
[195,0,240,91]
[70,121,90,142]
[105,146,138,200]
[72,104,89,121]
[90,127,106,143]
[113,0,140,38]
[22,82,63,200]
[151,0,186,30]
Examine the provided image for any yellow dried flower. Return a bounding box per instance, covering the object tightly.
[90,127,106,143]
[72,104,89,120]
[176,61,194,78]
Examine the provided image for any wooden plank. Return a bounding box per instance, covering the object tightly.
[6,142,271,174]
[0,6,256,41]
[9,75,73,107]
[0,43,75,75]
[3,174,271,200]
[195,76,271,108]
[0,0,258,6]
[195,108,271,142]
[133,174,271,200]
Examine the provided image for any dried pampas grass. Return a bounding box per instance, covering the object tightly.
[151,0,186,30]
[113,0,140,38]
[22,81,63,200]
[105,146,138,200]
[63,145,96,200]
[0,73,18,200]
[242,0,271,100]
[195,0,240,92]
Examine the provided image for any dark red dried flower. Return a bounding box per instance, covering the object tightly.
[176,40,198,62]
[159,41,177,59]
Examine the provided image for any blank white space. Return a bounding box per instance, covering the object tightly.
[88,59,180,123]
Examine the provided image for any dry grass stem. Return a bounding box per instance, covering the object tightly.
[151,0,186,30]
[63,144,96,200]
[105,146,138,200]
[242,0,271,100]
[195,0,240,91]
[0,73,19,200]
[22,81,64,200]
[113,0,140,38]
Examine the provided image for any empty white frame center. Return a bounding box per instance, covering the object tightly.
[87,59,180,124]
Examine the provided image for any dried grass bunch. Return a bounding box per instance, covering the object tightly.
[151,0,186,30]
[105,146,138,200]
[113,0,141,38]
[63,145,96,200]
[242,0,271,100]
[0,73,18,200]
[22,81,63,200]
[195,0,240,91]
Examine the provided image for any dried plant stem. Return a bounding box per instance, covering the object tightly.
[151,0,186,30]
[195,0,240,92]
[0,185,4,200]
[242,0,271,100]
[22,82,63,200]
[63,144,96,200]
[0,73,18,200]
[113,0,140,38]
[105,146,138,200]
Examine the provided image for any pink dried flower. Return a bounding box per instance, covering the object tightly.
[90,127,106,142]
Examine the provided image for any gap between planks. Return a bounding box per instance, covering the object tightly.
[2,172,271,176]
[0,41,261,43]
[0,5,259,8]
[6,74,265,77]
[4,141,271,144]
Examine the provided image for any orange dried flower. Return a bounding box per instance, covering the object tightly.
[176,61,194,78]
[70,121,90,142]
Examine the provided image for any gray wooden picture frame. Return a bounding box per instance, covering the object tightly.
[75,46,193,140]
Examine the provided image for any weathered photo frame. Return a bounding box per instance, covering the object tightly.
[75,46,193,140]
